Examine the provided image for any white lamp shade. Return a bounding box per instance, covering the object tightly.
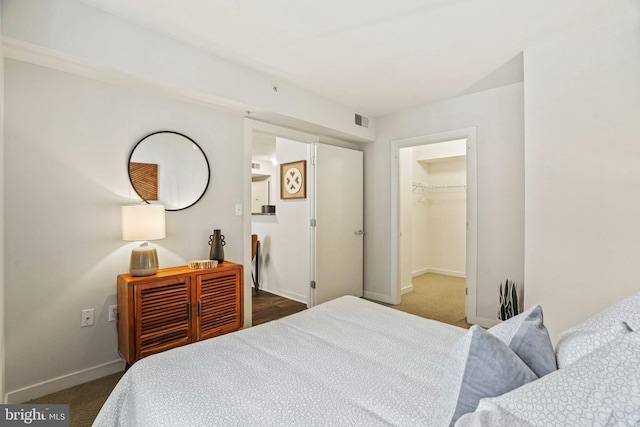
[121,204,166,241]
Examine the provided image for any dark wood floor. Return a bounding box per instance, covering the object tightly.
[252,289,307,326]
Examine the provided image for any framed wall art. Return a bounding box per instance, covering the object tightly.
[280,160,307,199]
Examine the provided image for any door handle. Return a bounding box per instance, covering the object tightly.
[354,229,365,236]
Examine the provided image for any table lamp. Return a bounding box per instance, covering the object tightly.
[122,204,166,276]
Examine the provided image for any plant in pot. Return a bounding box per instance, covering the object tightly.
[497,279,521,321]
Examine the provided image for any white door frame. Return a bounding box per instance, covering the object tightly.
[390,127,478,323]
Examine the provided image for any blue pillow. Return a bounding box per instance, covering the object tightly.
[432,325,538,427]
[489,304,556,377]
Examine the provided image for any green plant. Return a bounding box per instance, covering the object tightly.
[498,279,520,321]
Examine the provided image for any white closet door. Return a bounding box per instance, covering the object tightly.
[312,143,363,306]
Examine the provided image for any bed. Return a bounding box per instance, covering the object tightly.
[94,293,640,427]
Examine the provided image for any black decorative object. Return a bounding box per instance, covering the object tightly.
[208,229,226,262]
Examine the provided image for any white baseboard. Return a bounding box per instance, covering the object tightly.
[5,359,125,404]
[400,284,414,295]
[257,287,307,305]
[412,268,430,277]
[413,268,466,278]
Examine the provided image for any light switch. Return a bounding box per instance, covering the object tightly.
[235,204,242,216]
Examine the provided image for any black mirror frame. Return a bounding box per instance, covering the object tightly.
[128,130,211,211]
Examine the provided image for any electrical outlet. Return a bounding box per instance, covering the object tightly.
[108,305,118,322]
[81,309,94,327]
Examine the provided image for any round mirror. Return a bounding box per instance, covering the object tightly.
[128,131,210,211]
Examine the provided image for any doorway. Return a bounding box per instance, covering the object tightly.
[245,119,364,327]
[390,128,478,324]
[250,132,311,304]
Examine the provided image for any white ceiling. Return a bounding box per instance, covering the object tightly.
[78,0,639,117]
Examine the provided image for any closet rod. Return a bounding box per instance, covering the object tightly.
[412,181,466,191]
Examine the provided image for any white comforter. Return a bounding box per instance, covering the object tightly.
[94,296,465,426]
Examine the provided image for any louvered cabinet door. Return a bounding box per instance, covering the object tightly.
[134,277,193,360]
[196,264,243,341]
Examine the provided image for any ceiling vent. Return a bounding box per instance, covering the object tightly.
[355,114,369,128]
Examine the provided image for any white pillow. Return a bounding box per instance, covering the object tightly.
[555,291,640,368]
[555,321,631,368]
[432,325,537,427]
[489,304,556,377]
[466,331,640,426]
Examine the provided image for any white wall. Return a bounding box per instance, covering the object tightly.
[251,138,310,303]
[4,60,244,402]
[414,139,466,161]
[524,17,640,343]
[363,82,524,324]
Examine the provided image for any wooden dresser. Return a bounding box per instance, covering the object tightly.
[117,262,244,365]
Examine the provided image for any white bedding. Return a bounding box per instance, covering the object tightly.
[94,296,466,426]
